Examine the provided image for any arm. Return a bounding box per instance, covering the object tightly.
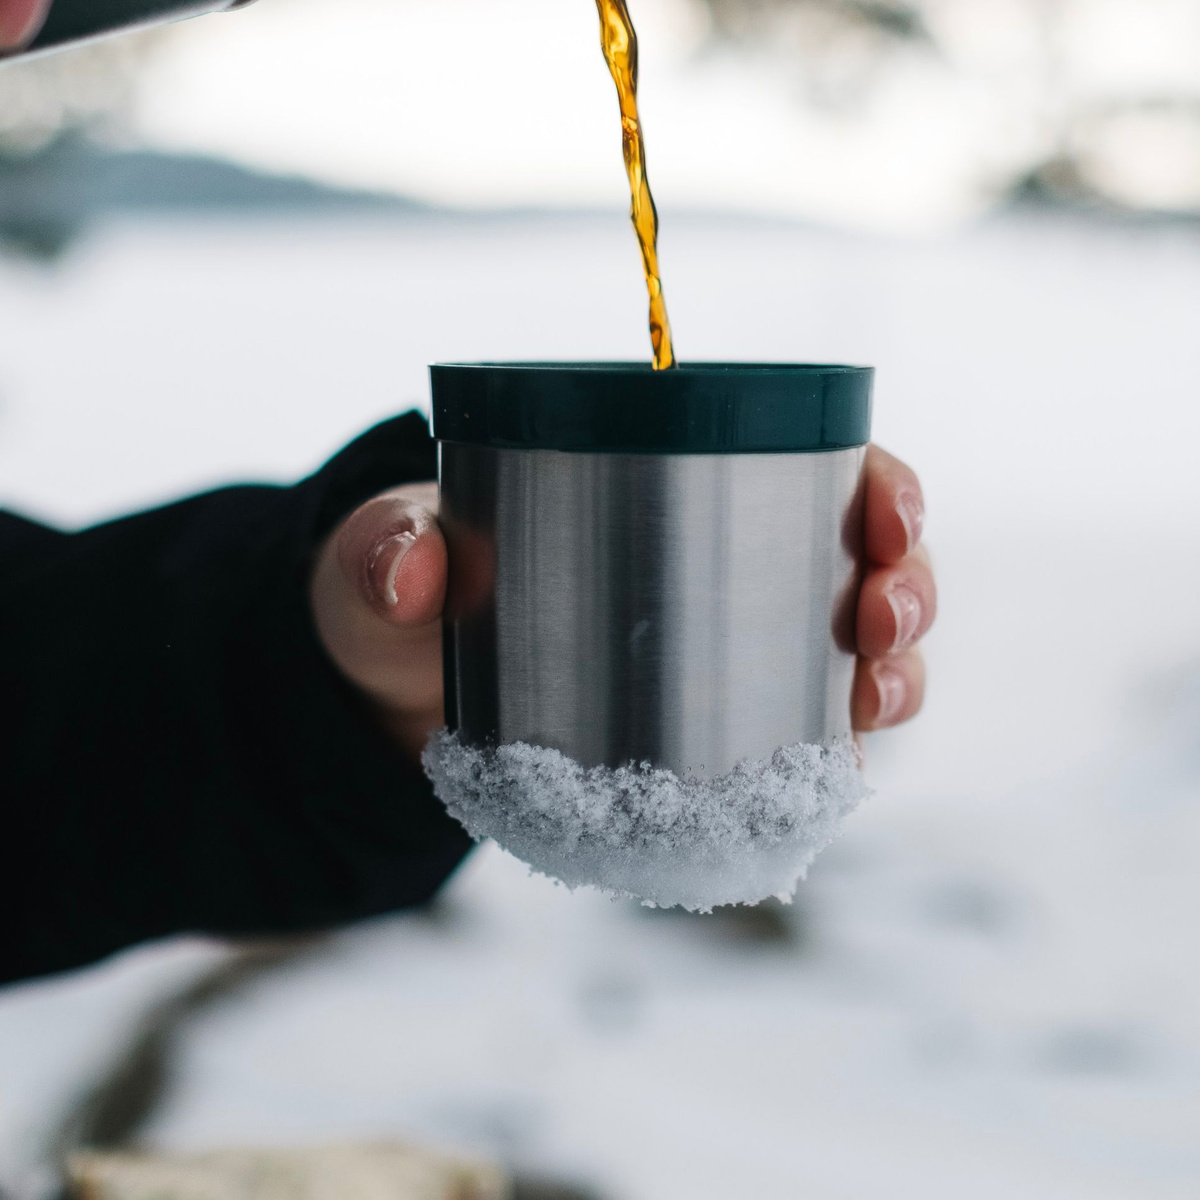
[1,413,471,985]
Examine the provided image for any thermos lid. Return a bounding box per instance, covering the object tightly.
[430,362,872,454]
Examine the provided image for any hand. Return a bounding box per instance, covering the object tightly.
[0,0,51,49]
[849,445,935,731]
[310,447,936,762]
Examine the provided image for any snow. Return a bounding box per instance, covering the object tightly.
[423,731,868,911]
[128,0,1200,225]
[1,207,1199,1199]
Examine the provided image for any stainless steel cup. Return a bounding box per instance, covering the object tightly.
[432,363,873,779]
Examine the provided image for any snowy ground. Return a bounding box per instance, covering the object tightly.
[1,209,1199,1199]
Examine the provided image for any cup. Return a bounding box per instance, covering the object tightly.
[432,362,872,779]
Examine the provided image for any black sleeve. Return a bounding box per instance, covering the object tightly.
[1,411,472,986]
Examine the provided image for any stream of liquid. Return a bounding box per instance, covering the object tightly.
[594,0,676,369]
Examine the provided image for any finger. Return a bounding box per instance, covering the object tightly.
[856,543,937,659]
[0,0,52,49]
[334,482,445,628]
[863,444,925,566]
[851,648,926,731]
[310,484,447,757]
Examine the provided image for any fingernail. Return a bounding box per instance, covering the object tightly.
[896,491,924,552]
[874,664,906,727]
[886,583,922,651]
[366,531,416,605]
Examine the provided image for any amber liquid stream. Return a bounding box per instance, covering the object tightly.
[594,0,676,369]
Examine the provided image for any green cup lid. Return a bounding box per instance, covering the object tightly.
[430,362,873,454]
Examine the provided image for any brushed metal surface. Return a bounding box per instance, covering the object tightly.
[440,444,865,778]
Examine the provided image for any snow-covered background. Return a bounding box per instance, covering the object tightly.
[6,0,1200,226]
[2,206,1198,1200]
[2,0,1200,1197]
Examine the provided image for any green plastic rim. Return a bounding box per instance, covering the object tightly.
[430,362,873,454]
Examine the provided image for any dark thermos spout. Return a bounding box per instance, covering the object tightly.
[3,0,257,61]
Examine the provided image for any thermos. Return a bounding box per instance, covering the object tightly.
[2,0,256,60]
[432,362,873,779]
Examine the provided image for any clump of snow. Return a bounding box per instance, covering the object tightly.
[423,731,869,911]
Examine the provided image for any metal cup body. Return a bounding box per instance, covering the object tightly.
[439,442,865,778]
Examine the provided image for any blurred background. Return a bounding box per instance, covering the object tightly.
[1,1,1199,1197]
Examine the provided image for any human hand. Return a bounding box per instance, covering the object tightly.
[849,445,935,731]
[310,447,935,764]
[0,0,51,49]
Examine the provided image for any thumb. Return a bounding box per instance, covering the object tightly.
[310,484,447,755]
[333,485,446,627]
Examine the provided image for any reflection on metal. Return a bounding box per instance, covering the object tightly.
[441,444,864,777]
